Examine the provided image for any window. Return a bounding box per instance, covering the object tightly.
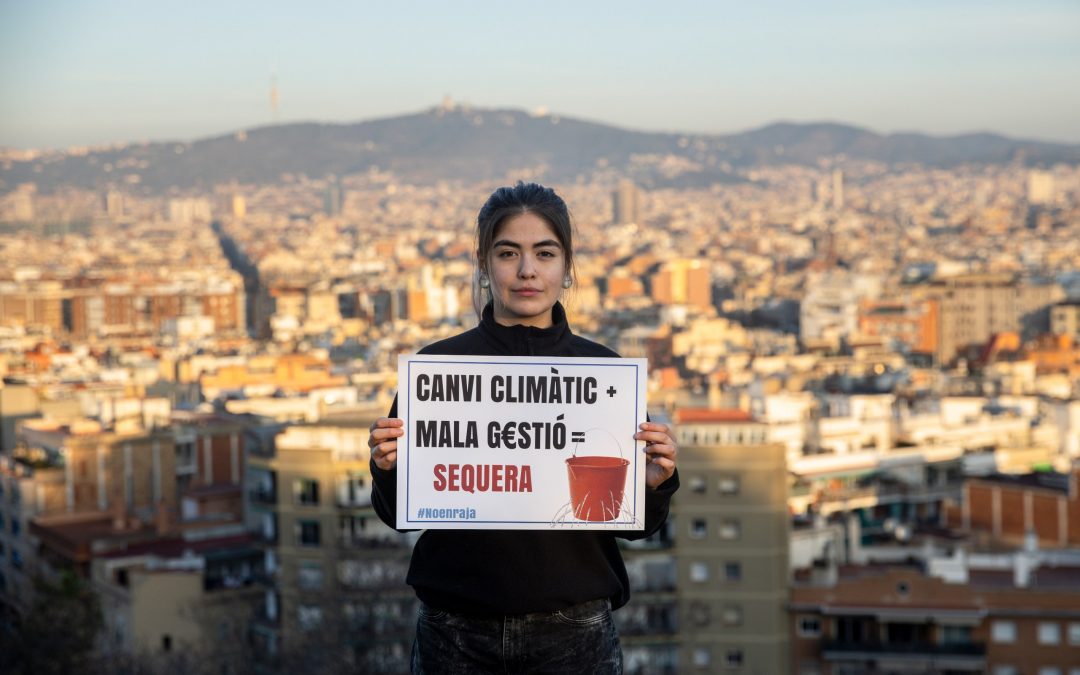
[724,649,743,669]
[992,668,1018,675]
[1038,622,1061,645]
[297,562,324,590]
[296,520,321,547]
[688,601,711,627]
[690,476,706,494]
[690,562,709,583]
[11,519,20,537]
[294,478,319,506]
[797,616,822,638]
[718,476,740,495]
[339,473,367,506]
[690,518,707,539]
[1068,622,1080,645]
[722,605,743,627]
[11,549,23,570]
[1038,668,1062,675]
[719,519,740,541]
[692,648,710,668]
[724,561,742,582]
[992,620,1017,643]
[297,605,323,631]
[942,625,972,644]
[162,635,172,652]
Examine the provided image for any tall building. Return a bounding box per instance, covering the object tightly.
[0,281,66,335]
[801,270,882,344]
[16,420,179,521]
[651,259,712,312]
[246,424,414,672]
[671,408,790,674]
[324,179,343,217]
[613,179,640,225]
[1028,170,1055,205]
[167,198,212,224]
[231,193,247,219]
[104,190,125,219]
[831,169,844,210]
[2,420,178,617]
[928,273,1065,364]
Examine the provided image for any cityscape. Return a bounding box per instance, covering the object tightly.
[3,3,1080,673]
[1,99,1079,673]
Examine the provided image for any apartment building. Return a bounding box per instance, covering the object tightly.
[246,423,414,673]
[791,557,1080,675]
[928,273,1065,364]
[671,408,790,673]
[947,466,1080,548]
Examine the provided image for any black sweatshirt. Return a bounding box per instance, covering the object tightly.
[370,302,679,615]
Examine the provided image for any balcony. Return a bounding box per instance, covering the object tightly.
[339,535,408,551]
[336,495,373,509]
[822,639,986,664]
[251,605,281,628]
[812,483,960,516]
[248,488,277,505]
[253,528,278,545]
[203,574,258,592]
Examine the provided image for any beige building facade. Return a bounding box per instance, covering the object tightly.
[247,423,414,672]
[672,408,790,674]
[929,273,1065,364]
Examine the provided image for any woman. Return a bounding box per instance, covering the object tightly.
[368,182,679,674]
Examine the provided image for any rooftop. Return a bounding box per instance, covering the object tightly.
[674,408,756,424]
[972,471,1071,495]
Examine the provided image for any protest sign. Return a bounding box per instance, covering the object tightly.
[396,354,648,530]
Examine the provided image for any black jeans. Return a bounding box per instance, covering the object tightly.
[411,598,622,674]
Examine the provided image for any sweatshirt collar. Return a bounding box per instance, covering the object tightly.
[478,302,572,355]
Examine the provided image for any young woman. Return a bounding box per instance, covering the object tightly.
[368,182,679,674]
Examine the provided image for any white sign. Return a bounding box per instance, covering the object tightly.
[396,354,648,530]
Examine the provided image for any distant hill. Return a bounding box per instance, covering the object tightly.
[3,106,1078,193]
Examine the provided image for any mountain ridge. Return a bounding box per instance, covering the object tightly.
[3,106,1077,192]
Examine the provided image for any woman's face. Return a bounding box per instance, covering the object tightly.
[484,211,566,328]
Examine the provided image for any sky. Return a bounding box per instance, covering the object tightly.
[1,0,1079,150]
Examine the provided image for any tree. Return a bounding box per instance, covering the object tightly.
[0,572,103,675]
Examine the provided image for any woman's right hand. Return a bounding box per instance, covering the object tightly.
[368,417,404,471]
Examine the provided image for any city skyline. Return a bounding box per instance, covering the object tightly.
[2,1,1080,149]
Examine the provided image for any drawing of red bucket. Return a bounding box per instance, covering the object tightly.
[566,429,629,522]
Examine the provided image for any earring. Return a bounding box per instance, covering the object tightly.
[479,274,490,289]
[562,275,573,289]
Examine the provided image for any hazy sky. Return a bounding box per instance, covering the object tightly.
[2,0,1078,149]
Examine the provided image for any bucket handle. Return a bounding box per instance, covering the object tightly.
[571,427,625,460]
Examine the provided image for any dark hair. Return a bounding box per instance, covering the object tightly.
[474,182,575,311]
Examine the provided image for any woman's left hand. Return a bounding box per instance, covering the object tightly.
[636,422,677,489]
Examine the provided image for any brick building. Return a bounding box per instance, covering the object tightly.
[946,467,1080,549]
[790,559,1080,675]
